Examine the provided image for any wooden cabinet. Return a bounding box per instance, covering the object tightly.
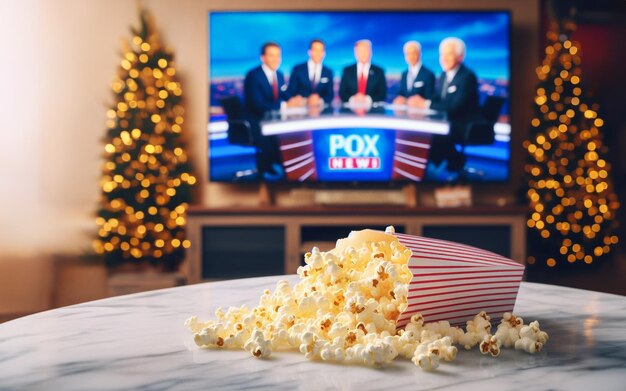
[185,206,527,283]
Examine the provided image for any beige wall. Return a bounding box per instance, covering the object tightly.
[0,0,538,262]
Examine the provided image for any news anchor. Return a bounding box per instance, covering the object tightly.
[393,40,435,105]
[410,37,480,171]
[287,39,334,107]
[339,39,387,105]
[243,42,288,178]
[244,42,289,119]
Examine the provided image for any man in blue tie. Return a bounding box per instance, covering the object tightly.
[393,41,435,105]
[287,39,334,108]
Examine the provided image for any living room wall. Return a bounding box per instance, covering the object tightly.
[0,0,539,315]
[0,0,539,257]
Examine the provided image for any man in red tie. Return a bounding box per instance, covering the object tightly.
[242,42,288,177]
[339,39,387,106]
[244,42,288,119]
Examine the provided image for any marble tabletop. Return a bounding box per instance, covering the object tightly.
[1,275,625,391]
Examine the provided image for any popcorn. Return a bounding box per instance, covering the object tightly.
[424,321,464,344]
[299,331,325,360]
[193,325,222,348]
[184,315,205,334]
[458,311,492,350]
[320,344,345,362]
[429,336,458,361]
[363,340,397,367]
[405,313,424,335]
[479,335,501,357]
[494,312,524,348]
[411,340,440,370]
[244,329,272,358]
[187,227,549,370]
[467,311,492,337]
[515,321,549,354]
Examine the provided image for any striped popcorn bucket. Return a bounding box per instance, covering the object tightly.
[392,232,525,328]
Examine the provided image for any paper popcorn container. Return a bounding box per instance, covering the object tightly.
[393,232,525,328]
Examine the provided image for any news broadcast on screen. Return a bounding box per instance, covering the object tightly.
[207,11,511,183]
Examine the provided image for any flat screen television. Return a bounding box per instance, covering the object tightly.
[208,10,511,183]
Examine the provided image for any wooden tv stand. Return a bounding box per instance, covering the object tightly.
[184,205,527,283]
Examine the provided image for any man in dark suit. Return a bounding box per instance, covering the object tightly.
[393,40,435,105]
[242,42,289,177]
[339,40,387,106]
[411,37,480,171]
[244,42,289,119]
[287,39,334,107]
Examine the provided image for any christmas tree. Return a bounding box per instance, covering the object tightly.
[524,20,620,268]
[94,9,196,270]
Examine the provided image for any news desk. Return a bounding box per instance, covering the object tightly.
[261,104,449,182]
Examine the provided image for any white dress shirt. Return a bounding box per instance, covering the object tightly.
[307,60,322,85]
[307,60,325,104]
[407,61,423,90]
[426,64,461,108]
[261,63,287,110]
[444,64,460,84]
[261,63,277,85]
[350,62,373,106]
[357,62,371,81]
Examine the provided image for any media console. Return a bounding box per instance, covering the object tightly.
[184,206,527,283]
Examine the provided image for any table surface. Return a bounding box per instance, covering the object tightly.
[1,276,625,391]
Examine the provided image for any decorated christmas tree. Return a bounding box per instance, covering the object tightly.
[94,9,196,270]
[524,20,620,268]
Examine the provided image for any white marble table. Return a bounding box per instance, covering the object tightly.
[1,275,625,390]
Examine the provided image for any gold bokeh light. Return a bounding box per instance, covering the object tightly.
[95,9,195,268]
[524,24,619,268]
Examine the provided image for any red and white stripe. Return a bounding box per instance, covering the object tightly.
[278,133,317,182]
[394,233,525,328]
[392,132,432,181]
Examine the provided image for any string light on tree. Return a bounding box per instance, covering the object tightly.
[94,9,195,270]
[524,20,619,268]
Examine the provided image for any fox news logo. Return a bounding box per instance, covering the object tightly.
[328,134,380,170]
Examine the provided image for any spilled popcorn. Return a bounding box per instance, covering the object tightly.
[186,227,548,369]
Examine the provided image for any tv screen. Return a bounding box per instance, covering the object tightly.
[208,11,511,183]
